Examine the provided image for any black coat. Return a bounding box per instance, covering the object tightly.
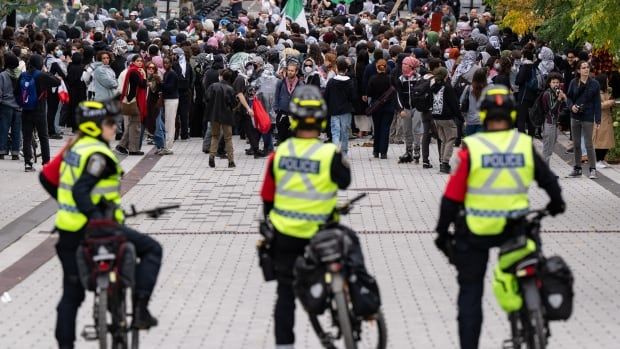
[65,63,86,106]
[204,81,236,125]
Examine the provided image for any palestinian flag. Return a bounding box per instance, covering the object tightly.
[277,0,308,33]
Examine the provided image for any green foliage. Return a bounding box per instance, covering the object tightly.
[488,0,620,54]
[569,0,620,54]
[0,0,37,20]
[533,0,577,51]
[607,106,620,162]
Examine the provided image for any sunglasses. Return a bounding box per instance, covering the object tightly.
[147,66,156,70]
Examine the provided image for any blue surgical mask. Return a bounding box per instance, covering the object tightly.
[54,49,63,58]
[127,45,135,52]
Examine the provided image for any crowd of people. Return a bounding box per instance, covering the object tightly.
[0,0,618,174]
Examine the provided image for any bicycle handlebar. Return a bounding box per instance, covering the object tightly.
[124,204,180,219]
[335,193,367,215]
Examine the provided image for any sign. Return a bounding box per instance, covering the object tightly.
[156,0,180,19]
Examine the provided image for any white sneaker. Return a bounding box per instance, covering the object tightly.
[596,161,609,169]
[589,169,598,179]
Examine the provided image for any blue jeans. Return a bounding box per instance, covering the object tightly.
[330,113,352,156]
[153,108,165,149]
[0,104,22,155]
[262,123,275,152]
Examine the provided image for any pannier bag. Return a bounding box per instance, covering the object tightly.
[348,270,381,317]
[76,235,136,291]
[293,256,329,315]
[541,255,574,320]
[492,265,523,312]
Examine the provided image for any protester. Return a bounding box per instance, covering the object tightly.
[0,52,21,160]
[206,68,237,168]
[117,55,147,156]
[324,57,356,157]
[367,59,397,159]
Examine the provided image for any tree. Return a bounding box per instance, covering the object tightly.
[568,0,620,54]
[487,0,544,35]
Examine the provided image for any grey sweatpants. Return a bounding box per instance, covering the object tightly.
[434,119,457,164]
[542,122,559,164]
[571,119,596,170]
[401,109,423,154]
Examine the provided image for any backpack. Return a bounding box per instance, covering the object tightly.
[411,77,432,112]
[18,70,43,110]
[453,74,471,103]
[525,65,545,92]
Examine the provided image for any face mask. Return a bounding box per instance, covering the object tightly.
[444,25,450,32]
[54,50,63,58]
[128,45,135,52]
[304,66,312,73]
[246,67,254,76]
[21,48,28,56]
[444,53,450,59]
[494,63,501,70]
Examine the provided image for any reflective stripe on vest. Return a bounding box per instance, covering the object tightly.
[463,130,534,235]
[55,137,123,232]
[270,138,339,239]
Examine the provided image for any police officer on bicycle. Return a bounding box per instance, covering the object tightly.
[41,100,162,349]
[434,85,566,349]
[260,85,351,348]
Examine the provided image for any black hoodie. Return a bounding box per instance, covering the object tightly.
[324,74,356,116]
[26,54,60,112]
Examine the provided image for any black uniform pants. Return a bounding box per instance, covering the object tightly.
[454,236,489,349]
[21,110,50,164]
[273,232,309,345]
[55,226,163,348]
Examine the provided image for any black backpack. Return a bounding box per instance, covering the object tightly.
[411,77,432,112]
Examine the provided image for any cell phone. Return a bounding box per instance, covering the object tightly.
[559,83,565,91]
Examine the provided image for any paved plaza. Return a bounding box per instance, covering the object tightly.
[0,134,619,348]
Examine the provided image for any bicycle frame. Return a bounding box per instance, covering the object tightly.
[496,210,550,349]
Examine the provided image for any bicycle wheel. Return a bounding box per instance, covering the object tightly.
[522,279,546,349]
[131,328,139,349]
[508,312,524,349]
[528,310,546,349]
[334,291,356,349]
[97,290,108,349]
[112,290,129,349]
[355,310,387,349]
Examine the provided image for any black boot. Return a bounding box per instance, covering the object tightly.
[398,152,413,164]
[439,162,451,174]
[209,156,215,168]
[413,150,420,164]
[132,295,158,329]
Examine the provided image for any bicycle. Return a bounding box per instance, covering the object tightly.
[77,204,178,349]
[494,209,552,349]
[303,193,387,349]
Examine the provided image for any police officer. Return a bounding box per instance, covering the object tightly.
[51,100,162,349]
[259,86,351,348]
[434,85,566,349]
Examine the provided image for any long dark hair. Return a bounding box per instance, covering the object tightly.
[471,68,488,99]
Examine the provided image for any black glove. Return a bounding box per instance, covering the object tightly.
[546,200,566,216]
[434,234,456,265]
